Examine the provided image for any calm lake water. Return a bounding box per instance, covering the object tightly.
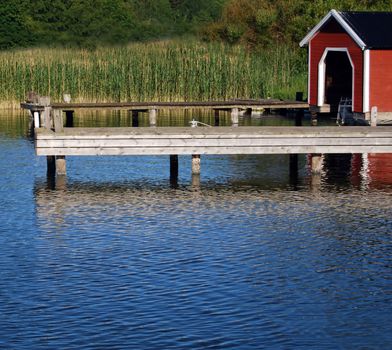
[0,110,391,349]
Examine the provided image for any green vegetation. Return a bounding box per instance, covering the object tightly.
[202,0,392,47]
[0,0,226,49]
[0,42,306,104]
[0,0,390,104]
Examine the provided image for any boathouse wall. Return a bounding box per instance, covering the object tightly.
[370,50,392,113]
[309,31,363,113]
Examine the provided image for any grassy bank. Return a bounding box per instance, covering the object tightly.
[0,41,307,106]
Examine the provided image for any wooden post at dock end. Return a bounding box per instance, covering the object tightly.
[132,110,139,127]
[43,106,52,130]
[231,108,239,127]
[170,155,179,187]
[56,156,66,175]
[214,109,220,126]
[149,109,157,127]
[53,109,64,132]
[192,155,201,175]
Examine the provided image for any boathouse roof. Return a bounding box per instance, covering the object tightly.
[300,9,392,50]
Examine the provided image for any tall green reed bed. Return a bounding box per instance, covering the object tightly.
[0,42,307,104]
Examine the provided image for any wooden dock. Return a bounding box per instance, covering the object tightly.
[36,126,392,156]
[21,99,309,112]
[21,96,392,178]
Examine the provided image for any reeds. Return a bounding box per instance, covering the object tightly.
[0,41,307,105]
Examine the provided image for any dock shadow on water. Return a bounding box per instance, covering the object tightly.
[1,110,392,349]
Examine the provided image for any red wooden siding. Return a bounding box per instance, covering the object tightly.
[370,51,392,112]
[309,32,364,112]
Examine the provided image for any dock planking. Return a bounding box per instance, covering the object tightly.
[35,126,392,156]
[21,99,308,112]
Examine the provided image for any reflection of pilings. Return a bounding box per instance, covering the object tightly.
[170,155,179,188]
[191,174,201,188]
[47,156,56,176]
[289,154,299,187]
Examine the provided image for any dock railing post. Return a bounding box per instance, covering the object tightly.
[63,94,74,127]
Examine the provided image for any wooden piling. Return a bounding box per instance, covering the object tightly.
[56,156,66,175]
[149,109,157,127]
[170,155,179,178]
[47,156,56,176]
[132,111,139,127]
[295,92,304,126]
[214,109,219,126]
[311,110,318,126]
[65,111,74,127]
[170,155,179,187]
[192,155,201,175]
[43,107,52,130]
[231,108,239,126]
[53,109,64,132]
[311,154,323,174]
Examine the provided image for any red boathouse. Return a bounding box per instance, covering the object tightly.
[300,10,392,123]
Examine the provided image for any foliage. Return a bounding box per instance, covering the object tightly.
[0,0,227,49]
[202,0,392,47]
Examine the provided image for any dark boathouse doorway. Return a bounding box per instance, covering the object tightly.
[324,50,353,107]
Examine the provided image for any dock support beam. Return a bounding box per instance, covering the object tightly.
[231,108,239,126]
[149,109,157,127]
[192,155,201,175]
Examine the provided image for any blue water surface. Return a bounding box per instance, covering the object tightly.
[0,112,391,349]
